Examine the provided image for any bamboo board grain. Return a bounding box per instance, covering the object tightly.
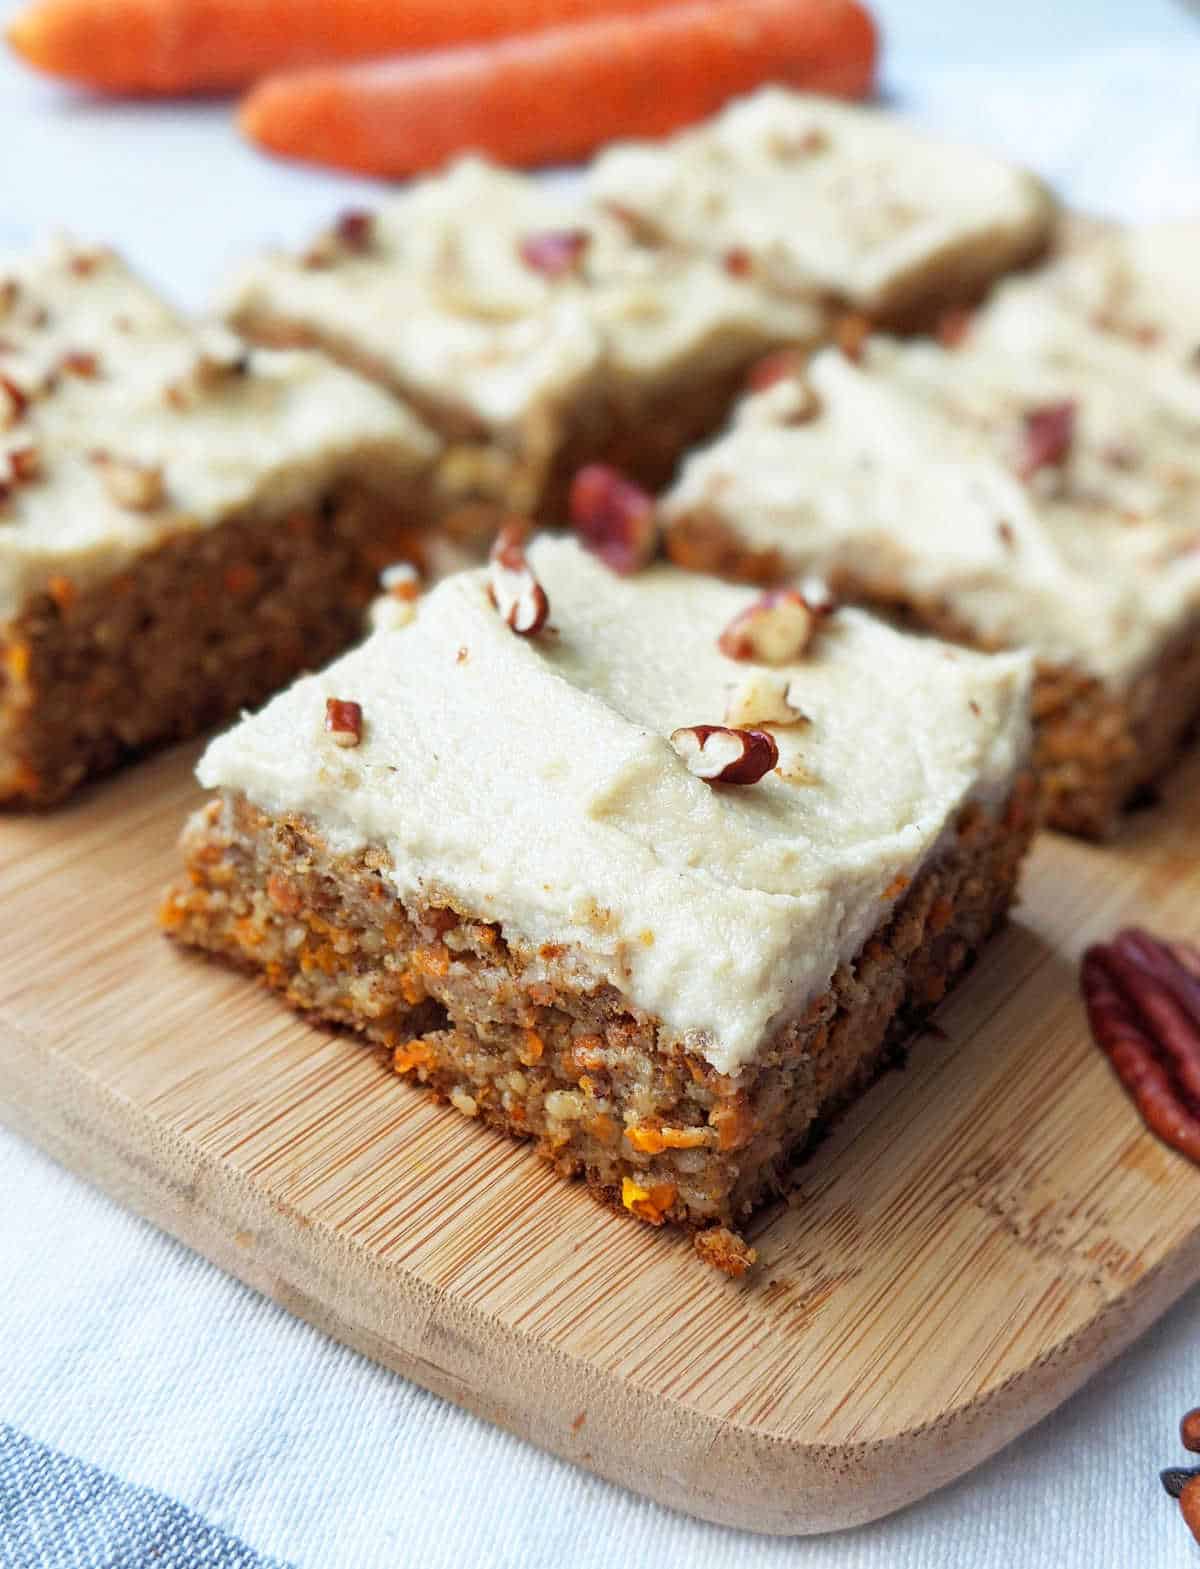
[2,741,1199,1537]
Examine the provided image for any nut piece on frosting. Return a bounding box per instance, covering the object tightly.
[517,229,591,278]
[718,588,830,664]
[1017,400,1076,482]
[487,522,550,637]
[568,463,659,576]
[725,671,808,729]
[90,451,166,512]
[324,697,363,748]
[670,724,779,785]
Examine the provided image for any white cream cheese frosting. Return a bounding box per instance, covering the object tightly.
[198,538,1032,1077]
[663,296,1200,686]
[0,243,440,620]
[587,88,1055,318]
[220,158,822,440]
[1008,222,1200,369]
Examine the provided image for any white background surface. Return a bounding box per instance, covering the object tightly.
[2,2,1200,1564]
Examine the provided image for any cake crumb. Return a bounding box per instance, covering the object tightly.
[694,1226,757,1278]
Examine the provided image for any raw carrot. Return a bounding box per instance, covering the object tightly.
[239,0,878,177]
[5,0,696,96]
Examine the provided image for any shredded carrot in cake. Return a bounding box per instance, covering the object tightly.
[627,1124,710,1154]
[394,1040,435,1074]
[519,1029,545,1065]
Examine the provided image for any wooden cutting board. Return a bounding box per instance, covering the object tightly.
[1,739,1198,1536]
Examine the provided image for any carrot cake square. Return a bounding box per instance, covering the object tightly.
[661,282,1200,837]
[587,88,1056,324]
[163,536,1035,1266]
[220,157,822,539]
[0,240,440,806]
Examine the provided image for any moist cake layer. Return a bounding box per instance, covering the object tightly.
[195,538,1032,1076]
[587,88,1055,320]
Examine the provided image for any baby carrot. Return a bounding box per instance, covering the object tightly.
[5,0,696,96]
[239,0,878,177]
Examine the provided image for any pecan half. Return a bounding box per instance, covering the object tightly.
[324,697,363,747]
[1081,928,1200,1165]
[91,452,165,511]
[718,587,831,664]
[568,463,658,575]
[487,522,549,636]
[670,725,779,785]
[1018,401,1076,481]
[1184,1409,1200,1453]
[517,229,591,278]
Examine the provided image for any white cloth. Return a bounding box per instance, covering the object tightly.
[2,1,1199,1562]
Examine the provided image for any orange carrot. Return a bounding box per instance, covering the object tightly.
[5,0,699,96]
[239,0,878,177]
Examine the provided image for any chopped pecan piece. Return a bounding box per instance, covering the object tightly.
[302,208,375,268]
[166,338,251,406]
[718,587,830,664]
[335,208,375,251]
[0,278,16,318]
[670,725,779,785]
[568,463,658,575]
[487,522,549,636]
[723,248,753,278]
[66,247,107,277]
[517,229,591,278]
[1081,927,1200,1165]
[724,671,808,729]
[324,697,363,747]
[7,444,40,485]
[59,350,100,379]
[91,452,165,511]
[745,347,807,394]
[1017,401,1076,481]
[834,312,872,362]
[935,307,973,348]
[0,373,29,427]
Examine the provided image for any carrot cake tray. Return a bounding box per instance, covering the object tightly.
[164,535,1036,1269]
[661,253,1200,838]
[0,240,439,806]
[221,91,1056,545]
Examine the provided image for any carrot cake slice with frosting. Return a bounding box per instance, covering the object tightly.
[587,88,1055,325]
[0,240,439,807]
[220,157,821,542]
[662,280,1200,837]
[163,536,1035,1268]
